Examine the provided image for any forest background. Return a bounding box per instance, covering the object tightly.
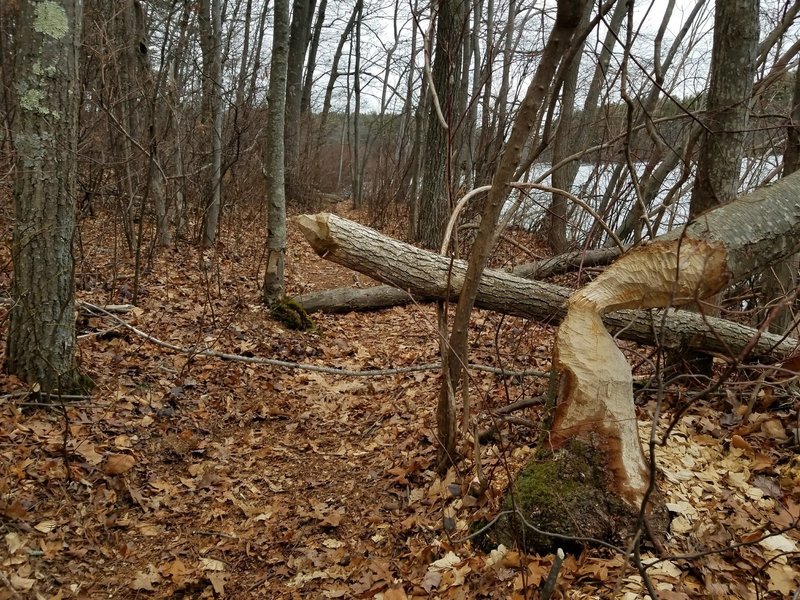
[1,0,800,598]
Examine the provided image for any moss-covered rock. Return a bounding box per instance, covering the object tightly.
[270,298,315,331]
[480,440,668,554]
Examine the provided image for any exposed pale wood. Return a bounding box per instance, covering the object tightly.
[553,169,800,507]
[294,213,798,360]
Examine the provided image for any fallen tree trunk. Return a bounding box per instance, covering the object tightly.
[295,247,625,313]
[298,172,800,550]
[295,285,417,313]
[294,214,797,361]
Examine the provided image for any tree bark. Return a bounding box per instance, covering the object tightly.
[199,0,224,247]
[350,0,364,208]
[284,0,314,186]
[548,1,592,254]
[294,212,798,361]
[295,243,627,311]
[168,0,192,241]
[301,0,326,115]
[414,0,468,250]
[761,66,800,334]
[246,0,271,107]
[293,247,625,312]
[263,0,290,304]
[317,4,357,137]
[296,286,415,313]
[690,0,759,215]
[786,70,800,176]
[512,247,624,279]
[683,0,759,371]
[7,0,81,393]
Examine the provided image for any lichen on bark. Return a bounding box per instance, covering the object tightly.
[33,2,69,39]
[19,87,55,116]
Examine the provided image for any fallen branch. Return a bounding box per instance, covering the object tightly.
[295,286,417,313]
[0,297,134,315]
[511,246,624,278]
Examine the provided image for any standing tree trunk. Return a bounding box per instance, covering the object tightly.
[167,0,192,241]
[136,1,171,250]
[473,0,494,185]
[438,0,589,466]
[199,0,224,247]
[234,0,254,112]
[263,0,290,304]
[684,0,759,370]
[414,0,468,250]
[300,0,326,116]
[284,0,314,192]
[317,5,357,136]
[690,0,760,215]
[246,0,271,108]
[761,67,800,333]
[548,1,592,254]
[461,0,482,190]
[7,0,82,394]
[785,70,800,174]
[350,0,364,208]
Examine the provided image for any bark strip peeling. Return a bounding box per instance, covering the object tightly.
[551,239,728,506]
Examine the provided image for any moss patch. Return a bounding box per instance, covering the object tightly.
[480,440,668,554]
[270,298,315,331]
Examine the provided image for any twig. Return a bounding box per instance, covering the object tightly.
[420,6,448,131]
[494,396,545,415]
[540,548,565,600]
[192,530,238,539]
[495,415,537,429]
[453,510,512,542]
[645,524,800,565]
[0,297,133,314]
[0,391,91,401]
[454,507,627,554]
[78,326,123,340]
[459,223,543,259]
[441,182,623,258]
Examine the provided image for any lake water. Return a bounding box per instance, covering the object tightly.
[503,155,782,245]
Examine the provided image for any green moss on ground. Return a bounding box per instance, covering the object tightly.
[270,298,315,331]
[478,440,667,554]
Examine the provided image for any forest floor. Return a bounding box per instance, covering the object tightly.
[1,200,799,599]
